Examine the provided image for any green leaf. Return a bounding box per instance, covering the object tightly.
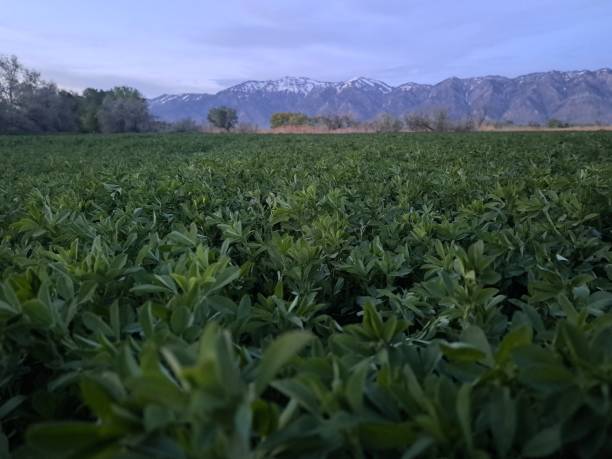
[22,299,54,328]
[363,303,384,339]
[0,395,26,419]
[81,311,114,336]
[588,291,612,312]
[0,299,19,317]
[80,379,115,424]
[139,303,155,337]
[143,405,174,432]
[520,364,575,391]
[456,383,473,452]
[496,325,532,364]
[558,294,578,323]
[461,325,494,366]
[130,284,172,295]
[346,362,368,412]
[514,345,575,391]
[440,342,486,364]
[252,399,279,437]
[110,301,120,339]
[559,322,590,363]
[401,437,433,459]
[489,388,516,458]
[523,424,561,457]
[167,230,196,247]
[207,266,241,294]
[255,331,313,395]
[170,305,190,334]
[272,379,319,414]
[128,375,188,412]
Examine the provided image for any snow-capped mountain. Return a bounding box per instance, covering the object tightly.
[337,77,394,94]
[149,69,612,127]
[225,76,335,95]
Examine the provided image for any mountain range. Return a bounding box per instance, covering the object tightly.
[148,69,612,127]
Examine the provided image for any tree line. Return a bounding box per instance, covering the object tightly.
[2,55,575,135]
[206,108,478,132]
[268,110,477,132]
[204,108,577,133]
[0,55,153,134]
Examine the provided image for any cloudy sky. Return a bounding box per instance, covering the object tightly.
[2,0,611,96]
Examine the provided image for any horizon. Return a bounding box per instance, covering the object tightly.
[152,68,612,97]
[3,0,612,98]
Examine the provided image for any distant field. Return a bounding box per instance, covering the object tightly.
[478,124,612,132]
[1,132,612,458]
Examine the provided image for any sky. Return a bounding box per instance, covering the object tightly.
[1,0,611,97]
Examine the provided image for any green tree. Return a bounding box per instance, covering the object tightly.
[270,112,309,128]
[96,87,152,133]
[208,106,238,131]
[0,54,81,133]
[79,88,108,132]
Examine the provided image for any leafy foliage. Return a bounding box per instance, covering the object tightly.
[1,132,612,458]
[0,54,154,134]
[207,107,238,131]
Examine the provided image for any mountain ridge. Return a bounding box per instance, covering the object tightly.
[149,68,612,127]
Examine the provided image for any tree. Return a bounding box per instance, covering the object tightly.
[312,114,357,130]
[270,112,309,128]
[547,118,570,129]
[405,113,434,131]
[0,54,155,134]
[270,113,358,130]
[433,109,451,132]
[79,88,108,132]
[404,110,475,132]
[18,84,81,132]
[0,55,35,132]
[171,118,201,132]
[97,87,152,133]
[373,113,403,132]
[208,106,238,131]
[0,55,26,105]
[0,54,81,133]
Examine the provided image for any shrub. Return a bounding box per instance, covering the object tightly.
[207,106,238,131]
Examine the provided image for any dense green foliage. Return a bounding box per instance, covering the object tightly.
[207,107,238,131]
[1,132,612,458]
[0,55,153,134]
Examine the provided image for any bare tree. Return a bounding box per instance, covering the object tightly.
[405,113,434,131]
[433,109,451,132]
[0,55,41,106]
[405,109,476,132]
[234,122,258,133]
[373,113,403,132]
[0,55,21,105]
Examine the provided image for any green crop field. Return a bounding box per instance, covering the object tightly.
[1,132,612,458]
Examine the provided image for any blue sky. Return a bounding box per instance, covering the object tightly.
[2,0,611,96]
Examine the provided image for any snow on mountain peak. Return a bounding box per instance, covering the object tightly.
[227,76,334,95]
[338,77,394,93]
[225,76,396,95]
[151,93,208,104]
